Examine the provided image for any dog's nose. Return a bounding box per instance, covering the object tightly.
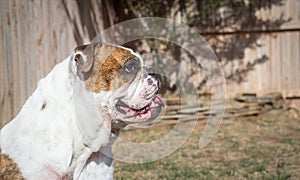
[143,66,158,79]
[143,66,160,88]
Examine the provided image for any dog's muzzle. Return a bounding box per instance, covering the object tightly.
[113,65,165,125]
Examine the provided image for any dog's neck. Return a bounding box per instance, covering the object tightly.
[40,57,112,151]
[67,57,117,176]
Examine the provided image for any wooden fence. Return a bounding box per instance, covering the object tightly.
[0,0,299,126]
[0,0,110,126]
[215,31,300,97]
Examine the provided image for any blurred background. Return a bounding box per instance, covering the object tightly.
[0,0,300,179]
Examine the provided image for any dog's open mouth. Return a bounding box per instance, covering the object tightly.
[116,96,165,122]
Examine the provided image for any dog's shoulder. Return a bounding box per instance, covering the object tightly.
[0,148,24,180]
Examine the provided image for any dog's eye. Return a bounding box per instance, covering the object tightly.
[124,61,139,74]
[125,64,136,73]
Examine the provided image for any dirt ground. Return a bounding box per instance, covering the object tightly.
[114,110,300,179]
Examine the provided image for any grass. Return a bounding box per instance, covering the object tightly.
[114,110,300,179]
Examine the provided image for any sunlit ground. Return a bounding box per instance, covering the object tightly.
[114,110,300,179]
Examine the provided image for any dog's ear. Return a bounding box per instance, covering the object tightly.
[71,42,102,80]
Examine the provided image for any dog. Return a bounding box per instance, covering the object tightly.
[0,42,164,179]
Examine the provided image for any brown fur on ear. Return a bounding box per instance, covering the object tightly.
[74,44,89,52]
[0,148,24,180]
[73,42,103,80]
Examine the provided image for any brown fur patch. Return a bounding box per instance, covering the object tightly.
[0,148,24,180]
[84,45,135,93]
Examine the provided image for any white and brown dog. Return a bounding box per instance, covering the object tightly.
[0,42,164,179]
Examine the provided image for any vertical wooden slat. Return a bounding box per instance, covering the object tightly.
[281,32,288,90]
[244,45,252,91]
[272,33,281,90]
[17,0,25,104]
[291,32,300,89]
[40,0,46,79]
[263,34,271,91]
[4,0,12,124]
[9,0,18,116]
[292,31,299,90]
[0,0,9,126]
[256,36,263,92]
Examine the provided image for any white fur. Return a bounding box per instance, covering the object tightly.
[0,55,114,179]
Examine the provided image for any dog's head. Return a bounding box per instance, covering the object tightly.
[70,42,164,129]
